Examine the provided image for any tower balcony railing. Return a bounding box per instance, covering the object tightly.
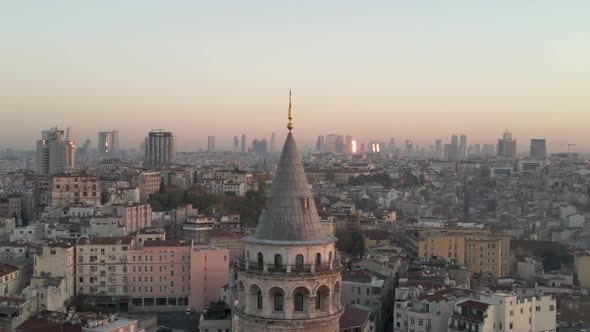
[236,257,341,275]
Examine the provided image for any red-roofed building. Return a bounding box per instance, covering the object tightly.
[0,263,20,296]
[339,305,374,332]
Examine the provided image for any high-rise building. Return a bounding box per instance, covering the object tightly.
[251,138,268,154]
[145,130,176,165]
[36,127,76,175]
[444,143,460,162]
[451,134,459,147]
[233,136,239,153]
[405,139,413,152]
[316,135,324,153]
[269,132,276,153]
[97,130,119,156]
[208,136,215,153]
[235,94,342,331]
[324,134,339,153]
[459,134,467,159]
[345,135,353,154]
[241,134,247,153]
[388,137,396,153]
[530,139,547,159]
[498,130,517,157]
[435,139,443,159]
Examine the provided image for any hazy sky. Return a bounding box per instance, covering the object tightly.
[1,1,589,152]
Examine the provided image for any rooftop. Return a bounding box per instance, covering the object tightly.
[246,122,333,244]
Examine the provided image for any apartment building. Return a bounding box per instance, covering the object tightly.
[101,204,152,233]
[0,263,21,296]
[405,229,511,277]
[394,288,474,332]
[448,292,556,332]
[136,171,160,203]
[129,240,192,309]
[33,243,75,299]
[76,237,229,312]
[51,174,100,207]
[76,237,133,296]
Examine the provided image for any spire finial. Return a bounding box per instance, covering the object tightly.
[287,90,294,131]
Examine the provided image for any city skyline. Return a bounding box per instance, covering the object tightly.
[1,1,589,151]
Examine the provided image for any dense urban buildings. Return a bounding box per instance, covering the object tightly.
[0,97,577,332]
[144,130,176,165]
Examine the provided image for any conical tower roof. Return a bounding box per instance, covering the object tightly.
[246,93,335,244]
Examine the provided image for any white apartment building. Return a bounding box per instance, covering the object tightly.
[101,203,152,233]
[33,243,76,299]
[394,288,474,332]
[448,292,556,332]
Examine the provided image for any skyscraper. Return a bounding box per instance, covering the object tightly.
[233,136,239,153]
[241,134,247,153]
[235,93,342,331]
[530,139,547,159]
[388,137,396,153]
[460,134,467,159]
[145,130,176,165]
[435,139,443,159]
[251,138,268,154]
[324,134,339,153]
[36,127,76,175]
[97,130,119,156]
[269,132,276,153]
[451,134,459,147]
[315,135,324,153]
[498,130,517,157]
[208,136,215,153]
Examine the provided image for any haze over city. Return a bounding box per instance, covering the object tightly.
[1,1,589,151]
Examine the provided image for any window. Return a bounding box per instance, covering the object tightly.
[294,293,304,311]
[410,317,415,325]
[315,253,321,266]
[274,254,283,269]
[418,319,423,327]
[316,291,321,309]
[549,304,555,311]
[257,290,263,309]
[274,293,284,311]
[257,252,264,268]
[295,254,304,269]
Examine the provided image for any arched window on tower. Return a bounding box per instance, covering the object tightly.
[316,290,321,309]
[294,292,304,311]
[274,293,284,311]
[315,253,322,266]
[257,290,262,309]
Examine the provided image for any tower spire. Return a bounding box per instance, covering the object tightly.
[287,90,294,131]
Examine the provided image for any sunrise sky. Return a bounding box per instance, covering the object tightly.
[1,1,589,152]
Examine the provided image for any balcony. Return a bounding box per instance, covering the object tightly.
[236,257,341,276]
